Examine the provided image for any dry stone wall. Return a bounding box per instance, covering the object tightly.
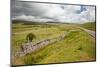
[14,33,67,57]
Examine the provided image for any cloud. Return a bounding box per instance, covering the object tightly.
[11,0,96,23]
[80,6,95,22]
[12,14,35,21]
[13,14,53,22]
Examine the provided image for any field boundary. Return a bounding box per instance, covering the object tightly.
[14,32,68,57]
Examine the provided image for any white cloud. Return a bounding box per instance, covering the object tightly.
[12,1,96,23]
[42,5,65,18]
[13,14,53,22]
[81,6,95,22]
[12,15,35,21]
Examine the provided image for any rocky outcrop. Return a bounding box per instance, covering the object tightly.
[14,33,67,57]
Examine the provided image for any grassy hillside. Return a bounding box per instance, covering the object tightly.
[80,22,96,31]
[12,21,96,65]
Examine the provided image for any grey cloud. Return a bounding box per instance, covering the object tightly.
[12,1,51,17]
[11,0,95,23]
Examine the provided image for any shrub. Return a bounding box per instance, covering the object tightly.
[26,33,36,42]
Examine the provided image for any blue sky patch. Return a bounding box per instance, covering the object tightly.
[76,5,87,14]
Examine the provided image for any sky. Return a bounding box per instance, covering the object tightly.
[11,0,96,23]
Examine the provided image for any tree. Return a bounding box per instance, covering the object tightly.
[26,33,36,42]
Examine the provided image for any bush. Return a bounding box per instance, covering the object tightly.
[26,33,36,42]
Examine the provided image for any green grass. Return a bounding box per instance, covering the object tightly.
[12,21,96,65]
[33,30,95,64]
[80,22,96,31]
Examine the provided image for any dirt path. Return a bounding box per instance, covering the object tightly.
[80,27,95,38]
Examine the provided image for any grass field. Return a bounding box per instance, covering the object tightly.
[79,22,96,31]
[11,21,96,65]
